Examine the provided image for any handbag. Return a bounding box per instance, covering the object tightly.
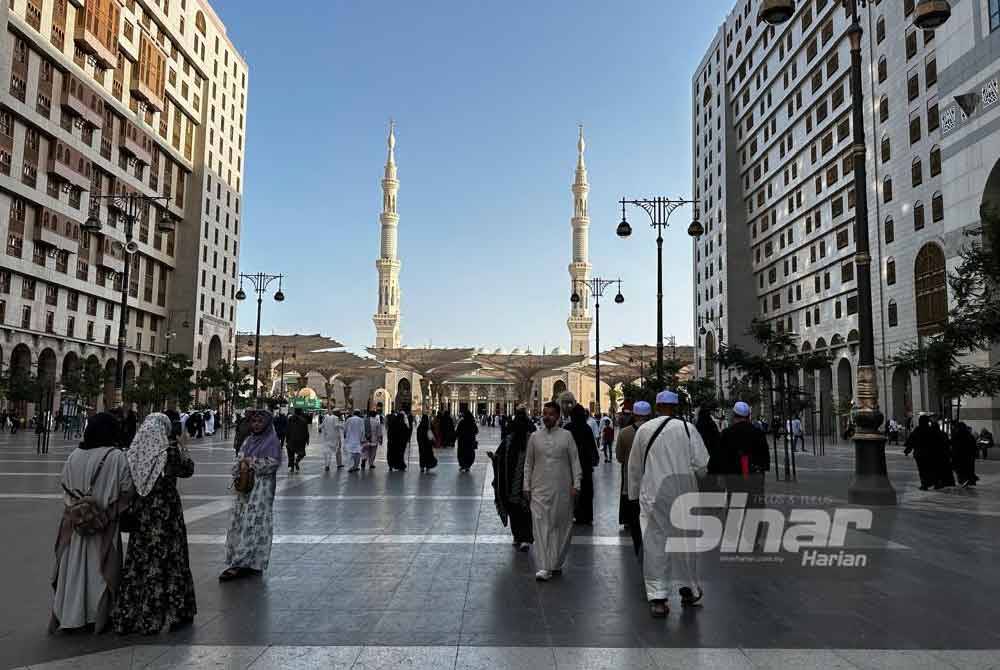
[62,449,114,537]
[233,459,255,494]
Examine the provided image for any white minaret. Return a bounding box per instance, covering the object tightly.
[567,125,593,356]
[374,121,401,348]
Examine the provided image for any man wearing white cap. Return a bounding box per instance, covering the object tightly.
[720,401,771,516]
[616,400,653,553]
[628,390,710,617]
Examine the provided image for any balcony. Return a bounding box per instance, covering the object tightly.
[131,34,166,113]
[119,123,152,165]
[33,222,62,249]
[60,76,104,129]
[96,249,125,275]
[74,1,119,70]
[47,143,91,192]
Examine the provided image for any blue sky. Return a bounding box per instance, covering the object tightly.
[220,0,728,354]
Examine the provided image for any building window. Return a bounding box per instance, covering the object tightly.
[888,300,899,327]
[991,0,1000,31]
[909,114,922,144]
[879,97,889,123]
[914,201,926,230]
[883,176,893,203]
[878,57,887,83]
[887,258,897,285]
[842,262,854,283]
[930,145,941,176]
[932,192,944,222]
[881,135,891,163]
[912,158,923,187]
[915,244,947,334]
[885,217,895,244]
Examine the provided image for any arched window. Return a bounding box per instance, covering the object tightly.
[913,201,925,230]
[911,157,923,187]
[886,257,896,285]
[881,135,891,163]
[888,300,899,327]
[915,244,947,334]
[883,176,893,203]
[932,191,944,222]
[879,96,889,122]
[876,16,886,43]
[195,11,207,35]
[885,216,895,244]
[878,56,888,83]
[930,145,941,176]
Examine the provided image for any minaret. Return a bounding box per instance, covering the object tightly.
[567,125,593,356]
[373,121,401,348]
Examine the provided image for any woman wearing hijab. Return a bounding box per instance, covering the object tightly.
[220,409,281,581]
[904,415,940,490]
[455,409,479,472]
[565,403,598,525]
[488,409,535,550]
[416,413,438,473]
[113,413,196,634]
[50,412,134,633]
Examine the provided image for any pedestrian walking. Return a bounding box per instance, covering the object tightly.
[719,402,770,549]
[361,410,383,469]
[488,408,536,551]
[524,401,581,582]
[219,409,281,582]
[386,410,410,471]
[951,421,979,488]
[600,417,615,463]
[113,413,197,634]
[628,390,709,618]
[695,407,724,491]
[565,403,598,525]
[615,401,652,552]
[343,410,365,472]
[284,408,310,473]
[319,409,344,472]
[456,409,479,472]
[50,413,134,633]
[416,413,438,473]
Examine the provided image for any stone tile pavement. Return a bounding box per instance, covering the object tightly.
[2,426,999,669]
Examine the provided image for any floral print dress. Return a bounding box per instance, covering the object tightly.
[224,456,279,571]
[112,447,196,634]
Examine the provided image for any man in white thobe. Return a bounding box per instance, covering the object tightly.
[628,390,710,617]
[524,401,582,582]
[343,410,365,472]
[320,409,344,472]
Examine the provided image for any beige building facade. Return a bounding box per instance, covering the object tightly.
[0,0,246,412]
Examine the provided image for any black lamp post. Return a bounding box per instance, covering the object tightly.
[81,193,176,408]
[759,0,951,505]
[571,277,624,417]
[617,197,701,388]
[235,273,285,408]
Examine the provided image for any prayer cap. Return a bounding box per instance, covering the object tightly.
[655,390,679,405]
[733,401,751,418]
[633,401,652,416]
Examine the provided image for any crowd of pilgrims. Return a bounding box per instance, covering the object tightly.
[47,391,987,631]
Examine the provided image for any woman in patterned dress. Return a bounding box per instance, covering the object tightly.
[113,412,197,634]
[219,409,281,581]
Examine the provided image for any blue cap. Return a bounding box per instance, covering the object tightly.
[655,390,679,405]
[633,401,652,416]
[733,401,751,418]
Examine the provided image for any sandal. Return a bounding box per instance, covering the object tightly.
[218,567,241,582]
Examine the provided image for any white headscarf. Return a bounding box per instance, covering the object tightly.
[127,413,171,497]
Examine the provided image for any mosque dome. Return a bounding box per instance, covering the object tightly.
[493,348,506,355]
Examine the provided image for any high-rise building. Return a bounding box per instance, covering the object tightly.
[692,0,1000,434]
[0,0,247,411]
[373,121,401,349]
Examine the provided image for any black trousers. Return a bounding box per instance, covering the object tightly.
[509,505,534,544]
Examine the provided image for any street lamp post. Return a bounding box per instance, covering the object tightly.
[759,0,951,505]
[571,277,624,418]
[81,193,176,408]
[617,197,702,388]
[235,273,286,408]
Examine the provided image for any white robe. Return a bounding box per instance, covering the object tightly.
[205,412,215,435]
[343,416,365,455]
[628,415,710,601]
[320,414,343,465]
[524,426,582,571]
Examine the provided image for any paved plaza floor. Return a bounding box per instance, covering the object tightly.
[2,425,1000,669]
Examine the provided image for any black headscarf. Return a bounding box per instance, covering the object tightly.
[80,412,120,450]
[567,403,598,469]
